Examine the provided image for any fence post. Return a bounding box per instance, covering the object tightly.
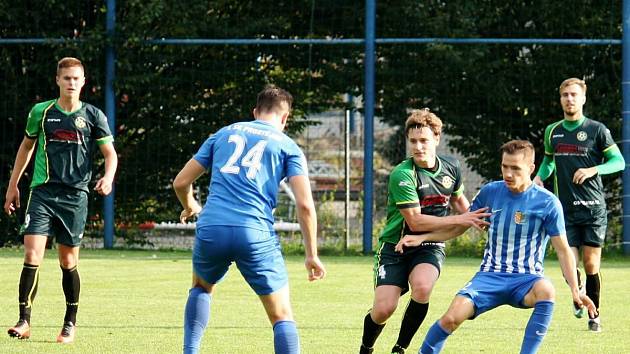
[363,0,376,255]
[104,0,117,249]
[622,0,630,255]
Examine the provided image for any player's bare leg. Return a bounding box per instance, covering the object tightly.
[260,285,299,354]
[420,296,474,353]
[360,285,401,353]
[392,264,439,353]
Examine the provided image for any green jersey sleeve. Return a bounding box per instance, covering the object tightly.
[388,167,419,209]
[24,100,55,138]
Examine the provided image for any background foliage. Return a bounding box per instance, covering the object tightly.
[0,1,624,248]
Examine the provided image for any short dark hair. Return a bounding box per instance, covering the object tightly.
[57,57,84,75]
[404,108,442,137]
[500,140,535,162]
[255,85,293,114]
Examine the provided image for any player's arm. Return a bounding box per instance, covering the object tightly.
[400,205,489,233]
[394,222,471,253]
[173,159,205,223]
[94,142,118,196]
[550,235,597,318]
[4,136,36,215]
[534,124,557,186]
[573,145,625,184]
[288,174,326,281]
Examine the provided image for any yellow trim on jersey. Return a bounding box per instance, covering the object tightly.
[41,102,56,184]
[602,144,618,153]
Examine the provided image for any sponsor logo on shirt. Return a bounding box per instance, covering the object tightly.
[47,118,62,122]
[50,129,82,144]
[573,200,601,206]
[576,131,588,141]
[399,180,413,187]
[552,134,564,138]
[421,194,449,207]
[418,184,429,189]
[554,143,588,156]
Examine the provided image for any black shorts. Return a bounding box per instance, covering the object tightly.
[565,207,607,248]
[21,184,88,247]
[373,242,446,294]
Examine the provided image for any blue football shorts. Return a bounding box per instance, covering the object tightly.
[193,225,288,296]
[456,271,546,319]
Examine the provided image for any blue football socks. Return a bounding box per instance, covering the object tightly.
[273,320,300,354]
[520,300,554,354]
[183,287,211,354]
[419,320,451,354]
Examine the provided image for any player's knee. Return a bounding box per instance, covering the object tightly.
[23,249,43,265]
[371,302,397,322]
[439,313,462,332]
[534,282,556,302]
[410,283,433,302]
[583,260,600,274]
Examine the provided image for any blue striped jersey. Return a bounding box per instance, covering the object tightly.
[470,181,565,275]
[193,120,307,233]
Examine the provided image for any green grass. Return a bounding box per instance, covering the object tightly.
[0,247,629,353]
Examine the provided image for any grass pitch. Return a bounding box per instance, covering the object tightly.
[0,247,629,353]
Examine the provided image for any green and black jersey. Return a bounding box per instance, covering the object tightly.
[379,155,464,245]
[543,116,616,211]
[25,99,113,192]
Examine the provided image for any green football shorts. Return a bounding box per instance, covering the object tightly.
[565,207,607,248]
[373,241,445,294]
[21,184,88,247]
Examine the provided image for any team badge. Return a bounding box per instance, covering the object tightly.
[514,211,526,224]
[441,176,454,189]
[74,116,87,129]
[576,131,587,141]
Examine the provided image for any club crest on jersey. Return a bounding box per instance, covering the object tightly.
[514,211,526,224]
[441,176,453,189]
[74,116,87,129]
[576,131,587,141]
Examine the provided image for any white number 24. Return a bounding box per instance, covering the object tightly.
[219,134,267,179]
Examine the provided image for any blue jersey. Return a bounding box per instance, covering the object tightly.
[470,181,565,275]
[193,120,307,232]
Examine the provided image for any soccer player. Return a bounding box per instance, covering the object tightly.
[173,85,326,354]
[359,109,491,354]
[4,57,118,343]
[533,78,625,332]
[396,140,596,354]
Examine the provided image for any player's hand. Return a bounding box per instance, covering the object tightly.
[574,291,598,319]
[305,256,326,281]
[533,175,544,187]
[179,203,202,223]
[4,186,20,215]
[572,167,597,185]
[395,234,427,253]
[94,177,114,196]
[455,207,491,230]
